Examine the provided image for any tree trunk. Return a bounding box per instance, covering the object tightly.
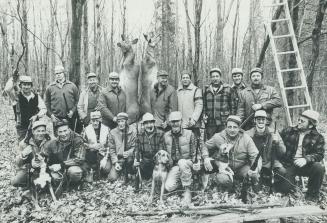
[184,0,193,71]
[307,0,327,94]
[193,0,203,86]
[83,1,89,74]
[70,0,85,87]
[215,0,223,65]
[49,0,57,83]
[231,0,240,69]
[110,0,115,72]
[0,15,9,86]
[22,0,28,75]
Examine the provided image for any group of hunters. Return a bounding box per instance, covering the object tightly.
[4,64,325,206]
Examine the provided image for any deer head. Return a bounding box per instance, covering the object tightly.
[117,34,138,55]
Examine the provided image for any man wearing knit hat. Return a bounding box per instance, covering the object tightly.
[237,67,282,130]
[202,115,259,191]
[278,110,325,202]
[150,69,178,131]
[231,68,246,111]
[98,72,126,129]
[107,112,136,182]
[78,72,102,126]
[203,67,237,139]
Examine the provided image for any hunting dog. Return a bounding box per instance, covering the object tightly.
[149,150,170,204]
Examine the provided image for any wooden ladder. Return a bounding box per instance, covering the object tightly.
[264,0,312,126]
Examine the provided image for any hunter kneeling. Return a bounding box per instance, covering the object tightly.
[164,111,200,206]
[107,112,136,182]
[43,119,86,189]
[202,115,260,192]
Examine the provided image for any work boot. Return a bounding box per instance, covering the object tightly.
[182,186,192,207]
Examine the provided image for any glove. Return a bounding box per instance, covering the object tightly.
[49,164,61,172]
[115,163,122,171]
[204,158,213,172]
[21,146,33,158]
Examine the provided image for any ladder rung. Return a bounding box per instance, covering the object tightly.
[273,34,293,39]
[271,18,289,22]
[277,51,297,55]
[288,104,310,109]
[280,68,301,72]
[284,86,306,90]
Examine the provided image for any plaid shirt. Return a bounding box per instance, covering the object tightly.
[203,83,237,126]
[135,128,165,160]
[280,126,325,166]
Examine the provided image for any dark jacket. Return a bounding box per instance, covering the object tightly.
[98,85,126,128]
[280,126,325,166]
[135,128,165,160]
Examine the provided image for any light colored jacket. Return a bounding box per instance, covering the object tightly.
[202,130,258,170]
[77,86,102,120]
[177,83,203,128]
[83,123,109,150]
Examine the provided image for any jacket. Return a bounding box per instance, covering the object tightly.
[77,85,102,120]
[245,127,286,168]
[98,85,126,128]
[177,83,203,128]
[150,83,178,127]
[203,83,237,127]
[108,126,136,164]
[237,85,282,124]
[83,123,109,151]
[280,126,325,166]
[202,130,258,170]
[44,81,79,118]
[231,82,246,110]
[135,128,165,160]
[164,129,196,164]
[42,132,85,168]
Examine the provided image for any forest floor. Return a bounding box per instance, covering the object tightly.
[1,100,327,223]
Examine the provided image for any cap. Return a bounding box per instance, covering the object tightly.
[142,113,155,123]
[254,110,267,118]
[301,110,319,126]
[250,67,263,77]
[54,65,65,74]
[180,70,192,78]
[231,68,243,75]
[209,67,222,76]
[19,75,32,83]
[108,72,119,79]
[157,70,168,77]
[54,119,69,128]
[32,120,47,130]
[169,111,182,122]
[116,112,128,121]
[226,115,242,125]
[87,72,97,79]
[90,111,101,119]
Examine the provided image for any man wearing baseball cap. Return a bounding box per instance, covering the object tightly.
[279,110,325,202]
[150,70,178,131]
[44,65,80,132]
[203,67,237,139]
[133,112,165,180]
[11,120,51,188]
[164,111,199,206]
[98,72,126,129]
[107,112,136,182]
[8,75,47,141]
[202,115,259,192]
[231,68,246,111]
[246,110,286,191]
[237,67,282,130]
[78,72,102,126]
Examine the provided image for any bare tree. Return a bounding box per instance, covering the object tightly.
[184,0,193,70]
[193,0,203,86]
[21,0,28,74]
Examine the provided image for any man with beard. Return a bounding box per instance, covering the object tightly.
[43,119,86,186]
[237,67,282,130]
[150,70,178,131]
[133,113,165,180]
[11,120,51,188]
[177,70,203,136]
[203,68,237,139]
[83,111,110,180]
[278,110,325,202]
[230,68,246,111]
[44,65,80,132]
[164,111,199,206]
[78,73,102,126]
[202,115,259,191]
[98,72,126,129]
[245,110,286,190]
[107,113,136,182]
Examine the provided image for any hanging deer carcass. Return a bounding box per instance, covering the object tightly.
[117,35,140,123]
[139,34,159,114]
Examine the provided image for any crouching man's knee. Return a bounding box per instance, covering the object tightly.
[67,166,83,183]
[215,173,233,187]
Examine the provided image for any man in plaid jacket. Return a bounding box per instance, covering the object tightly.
[278,110,325,202]
[203,68,237,139]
